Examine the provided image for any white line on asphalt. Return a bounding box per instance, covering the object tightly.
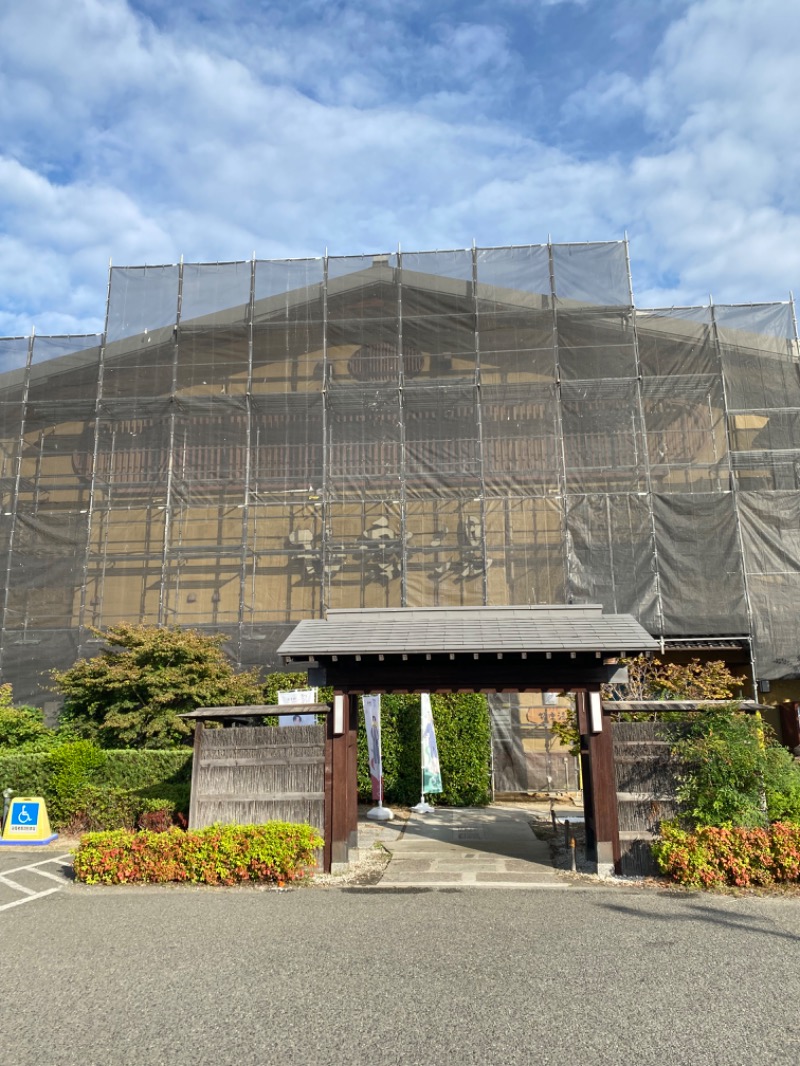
[0,854,72,913]
[0,887,63,912]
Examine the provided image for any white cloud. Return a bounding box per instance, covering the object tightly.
[0,0,798,340]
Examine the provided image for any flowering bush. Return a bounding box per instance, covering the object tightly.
[72,822,323,886]
[652,820,800,888]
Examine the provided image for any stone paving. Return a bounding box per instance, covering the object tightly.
[359,801,585,887]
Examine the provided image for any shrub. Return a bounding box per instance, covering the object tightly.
[354,691,491,807]
[0,746,192,830]
[72,822,323,886]
[672,708,800,828]
[652,820,800,888]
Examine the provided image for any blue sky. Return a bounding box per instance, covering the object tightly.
[1,0,799,337]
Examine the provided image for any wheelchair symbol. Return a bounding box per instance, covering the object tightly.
[10,801,39,827]
[17,805,32,823]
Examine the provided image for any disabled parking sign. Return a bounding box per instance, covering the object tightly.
[0,796,57,845]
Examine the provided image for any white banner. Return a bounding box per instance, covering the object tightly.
[363,694,383,802]
[420,693,443,794]
[278,688,317,726]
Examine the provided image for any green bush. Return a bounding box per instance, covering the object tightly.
[0,746,192,829]
[354,691,492,807]
[72,822,323,885]
[671,708,800,828]
[652,821,800,888]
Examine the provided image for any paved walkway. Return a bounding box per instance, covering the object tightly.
[358,802,584,887]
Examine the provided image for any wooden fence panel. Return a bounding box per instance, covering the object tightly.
[612,720,683,877]
[189,724,326,858]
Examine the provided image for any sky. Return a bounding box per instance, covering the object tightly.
[1,0,799,339]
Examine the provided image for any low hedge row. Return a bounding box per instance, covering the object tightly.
[652,821,800,888]
[0,744,192,829]
[72,822,323,885]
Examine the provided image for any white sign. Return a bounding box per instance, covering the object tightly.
[278,688,317,726]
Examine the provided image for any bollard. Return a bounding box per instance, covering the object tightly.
[2,787,13,830]
[564,819,570,846]
[570,836,577,872]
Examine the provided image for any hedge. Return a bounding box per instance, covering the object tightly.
[355,691,492,807]
[0,744,192,829]
[72,822,323,885]
[652,821,800,888]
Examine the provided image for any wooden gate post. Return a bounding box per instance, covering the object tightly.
[577,689,621,876]
[326,692,360,870]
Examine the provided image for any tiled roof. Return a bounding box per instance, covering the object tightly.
[278,605,658,657]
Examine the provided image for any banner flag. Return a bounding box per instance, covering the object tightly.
[363,694,383,802]
[420,693,443,794]
[278,688,317,726]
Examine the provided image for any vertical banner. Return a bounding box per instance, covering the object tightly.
[278,688,317,726]
[362,694,383,802]
[420,693,443,795]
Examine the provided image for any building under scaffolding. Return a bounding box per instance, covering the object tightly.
[1,241,799,739]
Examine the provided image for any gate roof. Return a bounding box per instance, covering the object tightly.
[278,605,657,659]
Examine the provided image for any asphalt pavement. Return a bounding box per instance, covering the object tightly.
[3,876,800,1065]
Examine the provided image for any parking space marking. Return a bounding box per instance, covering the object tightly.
[0,854,72,913]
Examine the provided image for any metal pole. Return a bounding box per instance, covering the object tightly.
[549,240,571,598]
[398,244,408,607]
[626,235,666,638]
[472,242,490,604]
[0,331,34,674]
[321,252,329,617]
[158,261,183,626]
[709,296,758,698]
[236,255,257,666]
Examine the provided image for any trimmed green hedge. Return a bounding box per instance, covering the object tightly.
[72,822,323,885]
[0,745,192,829]
[355,692,492,807]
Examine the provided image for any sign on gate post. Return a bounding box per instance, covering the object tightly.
[0,796,58,846]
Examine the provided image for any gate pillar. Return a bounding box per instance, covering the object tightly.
[325,691,360,870]
[578,689,621,876]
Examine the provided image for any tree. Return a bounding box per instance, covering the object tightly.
[52,624,264,748]
[0,683,61,752]
[550,656,747,754]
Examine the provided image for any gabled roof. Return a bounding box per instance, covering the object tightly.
[278,604,658,658]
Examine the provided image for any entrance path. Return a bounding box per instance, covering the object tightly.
[360,802,580,887]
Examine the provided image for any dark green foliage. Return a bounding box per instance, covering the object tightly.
[0,745,192,829]
[672,708,800,828]
[73,822,323,885]
[52,623,264,748]
[354,690,492,807]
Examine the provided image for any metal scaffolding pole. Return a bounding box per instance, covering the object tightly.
[548,239,571,600]
[398,246,408,607]
[709,296,758,697]
[0,331,35,669]
[158,262,183,626]
[236,255,257,665]
[626,235,666,638]
[472,242,490,605]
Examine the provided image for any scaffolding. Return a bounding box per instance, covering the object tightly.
[0,240,798,708]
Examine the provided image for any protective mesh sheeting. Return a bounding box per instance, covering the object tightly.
[327,386,402,496]
[557,309,637,380]
[405,497,487,607]
[163,503,245,627]
[561,379,646,493]
[86,505,165,627]
[653,493,748,634]
[636,307,717,378]
[486,496,566,606]
[3,244,800,700]
[325,500,406,610]
[180,262,251,327]
[404,385,479,495]
[476,245,551,305]
[641,375,729,493]
[244,503,325,623]
[2,628,81,707]
[739,492,800,679]
[5,512,87,630]
[106,265,180,343]
[250,392,323,500]
[552,242,630,307]
[488,693,580,793]
[565,494,658,628]
[482,384,560,496]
